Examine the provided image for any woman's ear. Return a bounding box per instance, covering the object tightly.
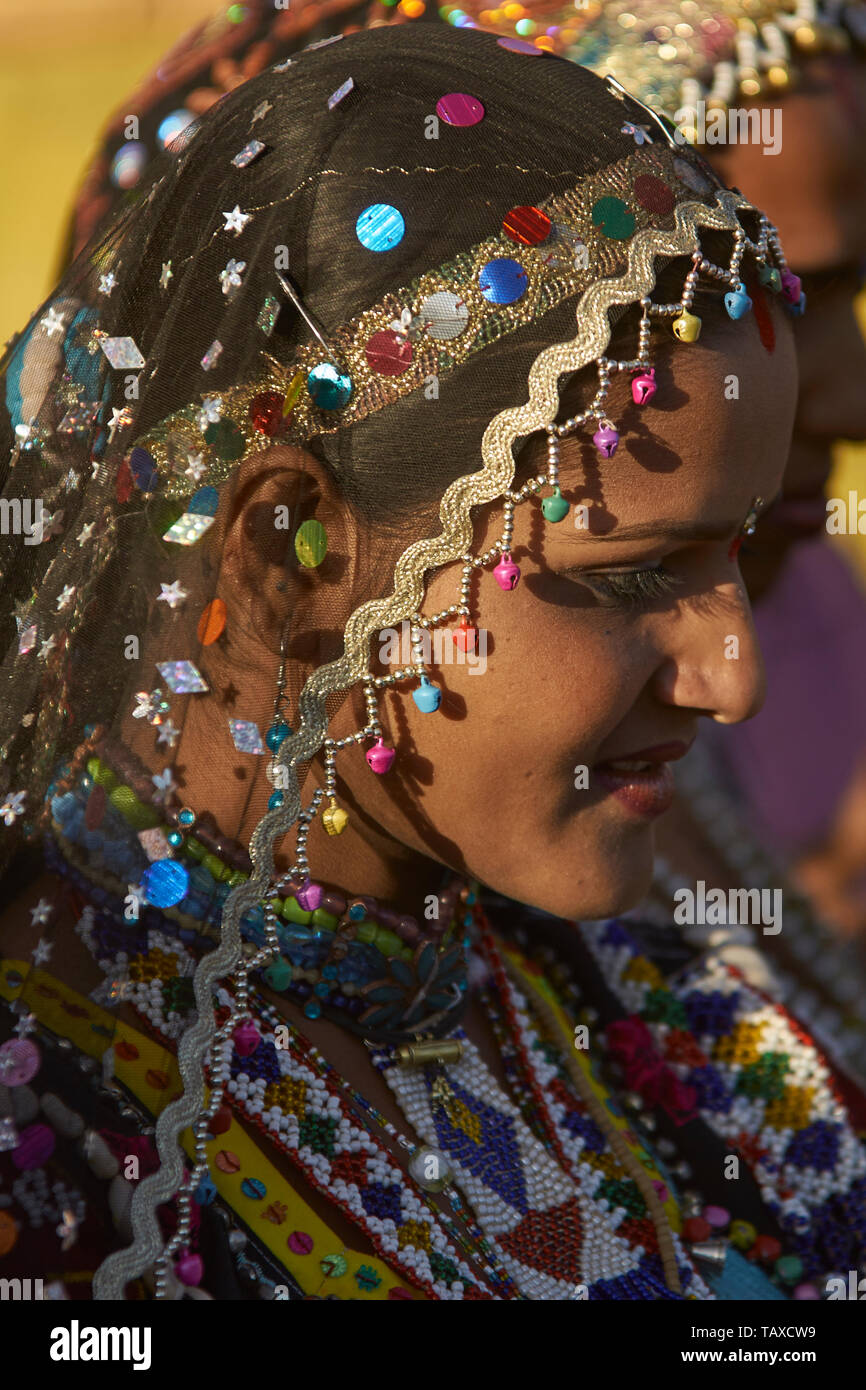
[216,442,355,660]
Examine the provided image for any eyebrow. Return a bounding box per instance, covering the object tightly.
[577,518,744,542]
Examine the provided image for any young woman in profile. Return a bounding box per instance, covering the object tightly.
[1,26,860,1303]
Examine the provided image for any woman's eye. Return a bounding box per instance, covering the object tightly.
[567,565,683,608]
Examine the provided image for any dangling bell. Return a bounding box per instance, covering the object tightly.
[408,1145,453,1193]
[779,269,802,304]
[493,553,521,591]
[452,615,479,653]
[541,484,569,522]
[365,736,396,774]
[672,310,701,342]
[631,368,656,406]
[322,798,349,835]
[724,288,752,320]
[759,265,782,293]
[412,675,441,713]
[593,424,619,458]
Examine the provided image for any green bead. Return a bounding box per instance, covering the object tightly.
[541,485,569,523]
[356,921,378,944]
[311,907,338,931]
[376,928,403,956]
[294,518,328,568]
[264,958,293,991]
[203,417,245,461]
[775,1254,803,1284]
[108,784,160,830]
[281,896,312,925]
[202,853,232,882]
[226,870,249,888]
[184,837,207,861]
[87,758,118,791]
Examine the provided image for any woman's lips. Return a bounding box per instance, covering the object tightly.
[591,741,691,819]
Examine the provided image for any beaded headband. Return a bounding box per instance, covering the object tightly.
[131,138,798,506]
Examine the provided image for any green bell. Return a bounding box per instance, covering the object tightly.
[541,485,569,523]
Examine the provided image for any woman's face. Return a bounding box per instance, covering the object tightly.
[325,303,797,920]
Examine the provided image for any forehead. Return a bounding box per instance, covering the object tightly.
[709,55,866,270]
[546,308,796,528]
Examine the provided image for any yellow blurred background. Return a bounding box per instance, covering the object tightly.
[1,0,864,575]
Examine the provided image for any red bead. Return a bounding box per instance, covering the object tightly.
[683,1216,711,1242]
[249,390,291,436]
[752,1234,782,1262]
[208,1105,232,1136]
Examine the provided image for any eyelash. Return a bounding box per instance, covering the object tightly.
[569,565,684,609]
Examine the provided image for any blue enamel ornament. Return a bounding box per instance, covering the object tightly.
[724,289,752,320]
[412,676,441,713]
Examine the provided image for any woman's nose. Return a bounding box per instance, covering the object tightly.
[650,581,767,726]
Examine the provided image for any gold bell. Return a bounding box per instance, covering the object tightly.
[322,798,348,836]
[672,310,701,342]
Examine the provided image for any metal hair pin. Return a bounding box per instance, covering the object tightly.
[276,271,345,368]
[606,76,680,150]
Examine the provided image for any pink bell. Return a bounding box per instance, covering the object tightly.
[493,553,521,591]
[175,1251,204,1286]
[296,879,323,912]
[593,425,619,458]
[631,369,656,406]
[452,615,478,653]
[780,269,802,304]
[232,1020,261,1058]
[365,737,396,774]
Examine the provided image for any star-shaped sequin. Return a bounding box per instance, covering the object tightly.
[32,939,53,965]
[157,580,188,610]
[29,897,52,925]
[56,1210,79,1251]
[55,585,75,611]
[622,121,653,145]
[133,688,170,724]
[42,510,65,539]
[77,521,95,545]
[197,396,222,429]
[218,259,246,296]
[251,100,273,124]
[151,767,177,804]
[41,306,66,338]
[108,406,132,442]
[38,634,56,659]
[156,719,180,749]
[222,205,252,236]
[160,261,173,289]
[63,468,81,490]
[184,452,206,483]
[99,271,118,295]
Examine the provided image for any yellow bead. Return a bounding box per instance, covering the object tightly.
[672,310,701,342]
[729,1218,757,1250]
[322,799,348,836]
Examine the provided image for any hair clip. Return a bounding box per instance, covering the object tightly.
[276,272,343,367]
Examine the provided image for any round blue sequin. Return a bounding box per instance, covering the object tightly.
[188,486,218,516]
[355,203,405,252]
[478,257,528,305]
[306,362,352,410]
[142,859,190,909]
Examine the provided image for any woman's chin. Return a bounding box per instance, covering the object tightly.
[506,839,655,923]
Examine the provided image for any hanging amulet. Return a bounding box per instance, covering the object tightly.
[322,797,349,835]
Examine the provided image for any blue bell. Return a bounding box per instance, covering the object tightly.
[412,676,441,713]
[789,292,807,317]
[724,288,752,320]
